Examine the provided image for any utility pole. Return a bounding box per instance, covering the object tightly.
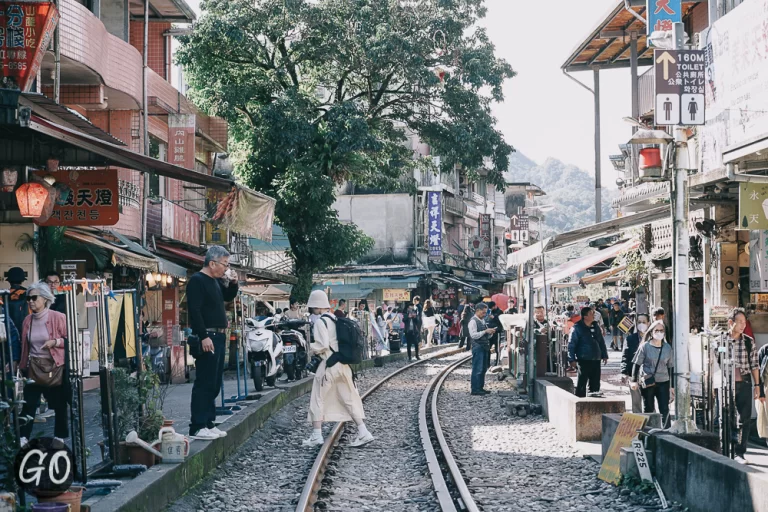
[669,21,697,434]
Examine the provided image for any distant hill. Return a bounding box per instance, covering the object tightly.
[504,152,617,237]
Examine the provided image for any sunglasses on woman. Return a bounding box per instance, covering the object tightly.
[27,295,40,302]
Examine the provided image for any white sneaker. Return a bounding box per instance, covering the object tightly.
[209,427,227,438]
[190,428,219,441]
[19,437,28,447]
[302,435,324,447]
[349,432,375,447]
[734,455,748,465]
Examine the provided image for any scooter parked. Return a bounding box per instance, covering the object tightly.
[276,320,309,381]
[244,316,283,391]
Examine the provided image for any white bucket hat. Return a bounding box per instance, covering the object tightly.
[307,290,331,309]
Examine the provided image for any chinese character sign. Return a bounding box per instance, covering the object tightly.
[739,183,768,230]
[479,214,492,257]
[0,1,58,92]
[427,191,442,260]
[647,0,681,39]
[168,114,196,170]
[34,169,119,226]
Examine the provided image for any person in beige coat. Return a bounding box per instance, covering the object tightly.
[303,290,374,448]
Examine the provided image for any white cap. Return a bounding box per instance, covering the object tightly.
[307,290,331,309]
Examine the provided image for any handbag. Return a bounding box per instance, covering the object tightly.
[26,317,63,388]
[187,334,201,358]
[641,345,664,389]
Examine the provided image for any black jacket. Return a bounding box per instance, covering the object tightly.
[610,308,625,327]
[567,320,608,362]
[621,332,642,376]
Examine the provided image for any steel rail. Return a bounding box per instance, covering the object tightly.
[428,355,481,512]
[295,347,464,512]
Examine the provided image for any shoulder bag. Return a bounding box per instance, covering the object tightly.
[641,344,664,389]
[27,318,63,388]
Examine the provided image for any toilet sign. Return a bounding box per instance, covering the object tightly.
[654,49,705,126]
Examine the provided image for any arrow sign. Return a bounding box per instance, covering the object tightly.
[656,51,676,80]
[511,215,519,226]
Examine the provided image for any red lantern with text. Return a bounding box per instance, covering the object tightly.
[638,147,662,170]
[16,182,49,218]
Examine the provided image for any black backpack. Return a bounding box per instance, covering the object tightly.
[321,314,365,367]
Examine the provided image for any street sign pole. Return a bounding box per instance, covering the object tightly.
[669,21,697,434]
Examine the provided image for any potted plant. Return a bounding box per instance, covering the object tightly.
[110,357,169,467]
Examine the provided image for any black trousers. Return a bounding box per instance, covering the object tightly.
[575,360,601,397]
[190,333,226,434]
[642,380,671,425]
[20,381,69,439]
[405,331,420,360]
[734,380,754,456]
[486,332,500,368]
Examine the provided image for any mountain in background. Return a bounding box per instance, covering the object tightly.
[504,152,617,237]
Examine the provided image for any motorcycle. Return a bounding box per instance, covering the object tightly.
[276,319,309,381]
[244,316,284,391]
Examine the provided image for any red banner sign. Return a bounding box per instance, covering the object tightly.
[34,169,119,226]
[0,1,59,92]
[168,114,195,170]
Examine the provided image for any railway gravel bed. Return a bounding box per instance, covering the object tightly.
[166,347,458,512]
[317,352,467,512]
[437,363,681,512]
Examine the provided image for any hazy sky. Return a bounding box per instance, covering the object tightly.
[183,0,634,188]
[481,0,636,188]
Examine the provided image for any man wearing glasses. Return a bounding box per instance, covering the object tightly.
[186,246,239,440]
[45,271,67,315]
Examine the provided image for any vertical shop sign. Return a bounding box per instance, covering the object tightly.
[479,214,492,257]
[646,0,681,39]
[427,191,442,260]
[749,230,768,293]
[168,114,195,170]
[0,1,59,92]
[34,169,119,226]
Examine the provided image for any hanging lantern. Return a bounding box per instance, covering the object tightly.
[15,182,50,218]
[146,272,157,288]
[2,168,18,192]
[165,275,174,285]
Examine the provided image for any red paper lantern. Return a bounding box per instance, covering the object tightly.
[15,182,50,218]
[639,147,662,169]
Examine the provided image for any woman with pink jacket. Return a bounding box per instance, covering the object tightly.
[18,281,69,445]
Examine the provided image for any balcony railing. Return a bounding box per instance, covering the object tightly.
[419,168,459,193]
[445,195,467,216]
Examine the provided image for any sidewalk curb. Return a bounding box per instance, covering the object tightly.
[90,344,455,512]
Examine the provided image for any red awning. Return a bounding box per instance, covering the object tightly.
[29,115,234,191]
[155,242,205,265]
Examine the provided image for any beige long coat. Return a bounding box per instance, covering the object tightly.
[307,314,365,423]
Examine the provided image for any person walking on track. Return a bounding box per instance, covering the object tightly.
[568,306,609,398]
[303,290,374,448]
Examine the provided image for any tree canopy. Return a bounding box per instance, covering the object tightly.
[178,0,515,300]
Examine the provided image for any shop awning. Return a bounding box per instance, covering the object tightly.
[579,264,627,286]
[312,284,373,301]
[358,276,422,289]
[154,242,205,266]
[507,205,669,268]
[527,240,639,290]
[64,229,158,272]
[435,274,489,297]
[240,284,292,301]
[110,231,187,278]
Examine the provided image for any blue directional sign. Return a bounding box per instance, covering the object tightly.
[647,0,682,38]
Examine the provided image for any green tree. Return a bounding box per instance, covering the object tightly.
[178,0,515,300]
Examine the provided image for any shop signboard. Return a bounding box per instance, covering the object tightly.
[479,213,492,257]
[654,49,705,126]
[599,413,648,484]
[738,183,768,231]
[427,191,442,260]
[383,289,411,302]
[35,169,119,226]
[168,114,196,170]
[161,198,200,246]
[701,0,768,173]
[749,230,768,293]
[646,0,681,39]
[0,1,59,92]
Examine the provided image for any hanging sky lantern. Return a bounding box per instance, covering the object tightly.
[2,168,18,192]
[15,182,50,218]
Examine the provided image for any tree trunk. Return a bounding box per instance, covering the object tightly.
[292,263,314,303]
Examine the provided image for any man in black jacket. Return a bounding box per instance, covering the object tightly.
[621,313,649,412]
[609,302,625,351]
[187,246,239,440]
[568,306,609,397]
[487,301,504,367]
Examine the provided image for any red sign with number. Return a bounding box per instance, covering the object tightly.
[34,169,119,226]
[0,1,59,92]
